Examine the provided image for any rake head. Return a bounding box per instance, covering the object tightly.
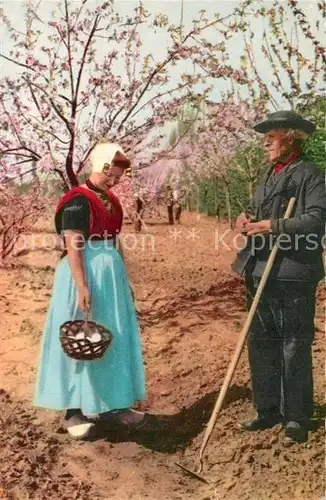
[175,460,209,484]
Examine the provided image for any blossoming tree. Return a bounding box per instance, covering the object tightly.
[0,0,324,253]
[0,0,252,188]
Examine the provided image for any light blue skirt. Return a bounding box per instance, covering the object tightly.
[34,241,146,414]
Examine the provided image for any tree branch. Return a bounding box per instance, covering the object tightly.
[54,167,69,188]
[117,49,189,132]
[2,167,39,184]
[119,118,153,141]
[129,82,191,121]
[1,146,41,159]
[23,77,71,132]
[0,53,36,72]
[64,0,75,100]
[262,31,288,100]
[117,11,236,132]
[91,97,101,138]
[26,79,43,117]
[14,158,37,166]
[0,151,35,159]
[74,14,100,107]
[1,101,28,148]
[105,103,126,131]
[1,51,72,105]
[15,108,70,145]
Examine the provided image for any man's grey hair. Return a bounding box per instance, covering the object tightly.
[285,128,310,151]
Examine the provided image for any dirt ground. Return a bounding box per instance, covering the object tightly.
[0,211,324,500]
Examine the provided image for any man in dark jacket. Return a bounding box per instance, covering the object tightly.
[233,110,325,444]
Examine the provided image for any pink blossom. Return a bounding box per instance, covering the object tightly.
[26,55,36,66]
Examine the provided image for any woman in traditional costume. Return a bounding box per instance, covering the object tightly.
[34,142,146,439]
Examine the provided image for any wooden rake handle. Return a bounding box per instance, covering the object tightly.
[197,197,296,471]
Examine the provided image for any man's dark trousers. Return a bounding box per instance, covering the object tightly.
[246,276,316,424]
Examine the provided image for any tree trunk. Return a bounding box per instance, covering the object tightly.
[214,177,220,220]
[223,182,233,229]
[31,159,40,186]
[65,135,78,188]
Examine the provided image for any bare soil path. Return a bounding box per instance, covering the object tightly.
[0,212,324,500]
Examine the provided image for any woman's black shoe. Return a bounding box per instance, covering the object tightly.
[283,421,308,445]
[238,414,283,431]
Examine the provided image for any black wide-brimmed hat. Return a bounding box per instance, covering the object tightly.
[253,110,316,134]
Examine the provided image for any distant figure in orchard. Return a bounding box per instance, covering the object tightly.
[233,110,325,444]
[165,183,174,224]
[134,190,145,232]
[165,183,185,224]
[172,186,184,224]
[34,142,147,439]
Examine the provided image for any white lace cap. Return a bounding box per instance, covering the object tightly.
[90,142,126,173]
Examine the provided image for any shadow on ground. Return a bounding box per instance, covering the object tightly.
[88,385,252,453]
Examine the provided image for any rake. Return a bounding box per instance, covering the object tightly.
[176,197,296,482]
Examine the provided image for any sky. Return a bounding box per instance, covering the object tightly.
[1,0,322,103]
[1,0,323,185]
[1,1,322,135]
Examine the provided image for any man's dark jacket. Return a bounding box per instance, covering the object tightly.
[233,156,325,283]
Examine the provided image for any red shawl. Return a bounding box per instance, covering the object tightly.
[274,151,300,174]
[55,187,123,237]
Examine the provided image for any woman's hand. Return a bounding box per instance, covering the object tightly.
[77,286,91,313]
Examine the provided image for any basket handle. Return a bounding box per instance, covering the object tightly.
[84,309,91,334]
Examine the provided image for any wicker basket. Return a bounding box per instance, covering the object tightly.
[60,315,113,361]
